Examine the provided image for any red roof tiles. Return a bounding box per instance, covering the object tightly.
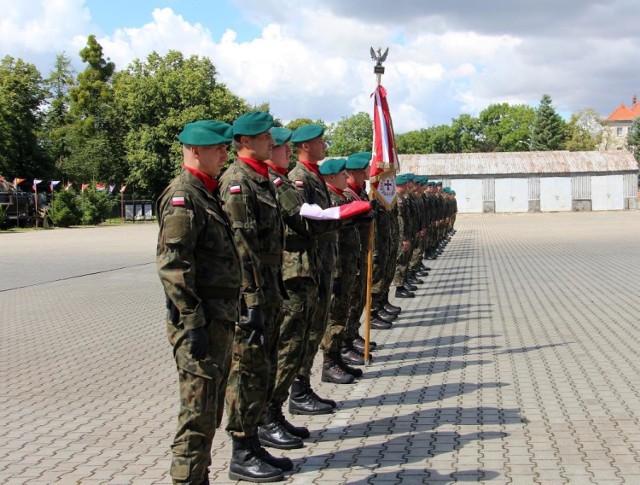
[607,102,640,121]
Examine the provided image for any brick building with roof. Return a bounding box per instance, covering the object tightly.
[601,95,640,150]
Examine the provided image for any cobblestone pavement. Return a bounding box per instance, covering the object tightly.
[1,212,640,484]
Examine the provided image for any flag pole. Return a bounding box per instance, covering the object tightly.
[34,181,39,228]
[364,47,390,365]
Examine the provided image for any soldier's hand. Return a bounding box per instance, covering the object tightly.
[239,306,266,334]
[187,327,209,361]
[332,278,342,297]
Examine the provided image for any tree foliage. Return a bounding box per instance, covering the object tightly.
[325,112,373,156]
[531,94,567,150]
[564,108,604,151]
[626,118,640,166]
[478,103,536,151]
[49,188,81,227]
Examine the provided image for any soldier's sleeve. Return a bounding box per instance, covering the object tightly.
[220,178,265,307]
[156,190,205,330]
[397,198,407,241]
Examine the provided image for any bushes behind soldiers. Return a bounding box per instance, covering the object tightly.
[79,188,116,225]
[49,188,82,227]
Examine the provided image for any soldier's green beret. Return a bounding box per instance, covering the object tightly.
[319,158,347,175]
[396,174,408,185]
[291,124,325,143]
[232,111,274,136]
[443,187,451,193]
[451,190,456,196]
[428,181,436,187]
[415,176,428,185]
[271,127,292,147]
[346,152,371,170]
[404,173,415,181]
[436,180,443,186]
[178,120,233,146]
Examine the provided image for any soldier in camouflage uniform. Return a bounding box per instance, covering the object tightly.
[219,112,289,483]
[157,121,241,485]
[319,158,367,383]
[392,174,417,298]
[343,152,382,357]
[408,176,430,278]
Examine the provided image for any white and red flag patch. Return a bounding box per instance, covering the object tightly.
[294,180,304,188]
[172,196,185,206]
[299,201,371,220]
[273,177,283,187]
[229,185,242,194]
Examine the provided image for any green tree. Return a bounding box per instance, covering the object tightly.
[114,50,251,198]
[531,94,566,151]
[565,108,604,151]
[49,187,81,227]
[78,187,115,225]
[396,129,431,154]
[478,103,536,152]
[450,114,483,152]
[42,52,76,172]
[626,118,640,166]
[63,35,124,184]
[0,56,50,179]
[325,112,373,156]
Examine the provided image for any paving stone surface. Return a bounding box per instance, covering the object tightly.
[1,211,639,484]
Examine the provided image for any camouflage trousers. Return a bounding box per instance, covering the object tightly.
[392,243,412,286]
[346,249,369,340]
[167,318,234,485]
[321,269,358,353]
[272,276,318,405]
[378,237,399,304]
[225,294,281,439]
[410,234,426,270]
[297,246,335,379]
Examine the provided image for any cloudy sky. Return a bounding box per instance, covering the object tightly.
[2,0,639,132]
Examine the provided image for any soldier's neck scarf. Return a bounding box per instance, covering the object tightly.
[327,184,346,199]
[265,160,287,176]
[238,156,269,179]
[183,165,218,192]
[299,160,321,178]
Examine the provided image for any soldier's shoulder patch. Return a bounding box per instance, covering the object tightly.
[171,196,186,206]
[273,176,283,187]
[295,180,304,187]
[229,184,242,194]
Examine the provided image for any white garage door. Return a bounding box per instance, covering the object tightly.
[591,175,624,211]
[451,179,483,213]
[495,178,529,213]
[540,177,572,212]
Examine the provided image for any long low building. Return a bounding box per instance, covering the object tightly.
[399,151,639,213]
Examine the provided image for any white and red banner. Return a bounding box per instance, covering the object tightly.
[370,84,398,209]
[299,201,371,220]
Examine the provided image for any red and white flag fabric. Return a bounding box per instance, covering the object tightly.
[120,184,127,193]
[370,84,399,189]
[299,201,371,220]
[32,179,43,191]
[96,183,106,191]
[81,183,89,193]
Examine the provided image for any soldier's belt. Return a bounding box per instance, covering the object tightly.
[196,286,241,300]
[260,254,282,266]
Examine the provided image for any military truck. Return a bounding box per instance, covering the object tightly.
[0,178,50,228]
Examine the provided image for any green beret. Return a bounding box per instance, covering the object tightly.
[319,158,347,175]
[420,176,429,186]
[396,174,408,185]
[428,181,436,187]
[405,173,415,181]
[178,120,233,146]
[443,187,451,193]
[346,152,371,170]
[232,111,274,136]
[436,181,443,186]
[271,127,292,147]
[291,124,325,143]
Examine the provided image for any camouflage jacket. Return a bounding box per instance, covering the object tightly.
[344,183,372,261]
[220,159,286,307]
[328,186,361,277]
[156,169,242,327]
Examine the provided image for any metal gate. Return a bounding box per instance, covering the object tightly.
[495,178,529,213]
[450,179,483,213]
[591,175,623,211]
[540,177,572,212]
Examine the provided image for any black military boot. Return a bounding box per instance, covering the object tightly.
[341,343,365,365]
[382,297,401,315]
[229,436,284,482]
[406,271,423,285]
[304,377,337,408]
[271,401,310,439]
[288,377,334,415]
[395,286,415,298]
[372,308,394,324]
[371,315,393,328]
[403,281,418,292]
[250,435,294,472]
[353,334,376,352]
[321,353,355,384]
[376,306,397,321]
[337,351,363,378]
[258,405,304,450]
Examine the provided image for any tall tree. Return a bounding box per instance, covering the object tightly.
[63,35,123,183]
[0,56,50,179]
[396,129,431,154]
[478,103,536,152]
[626,118,640,167]
[450,114,483,153]
[564,108,604,151]
[42,52,76,172]
[114,50,251,198]
[325,112,373,156]
[531,94,566,151]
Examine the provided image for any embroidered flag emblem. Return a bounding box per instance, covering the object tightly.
[230,185,242,194]
[273,177,283,187]
[172,196,185,206]
[295,180,304,187]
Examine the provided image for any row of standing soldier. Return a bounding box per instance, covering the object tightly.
[156,114,458,484]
